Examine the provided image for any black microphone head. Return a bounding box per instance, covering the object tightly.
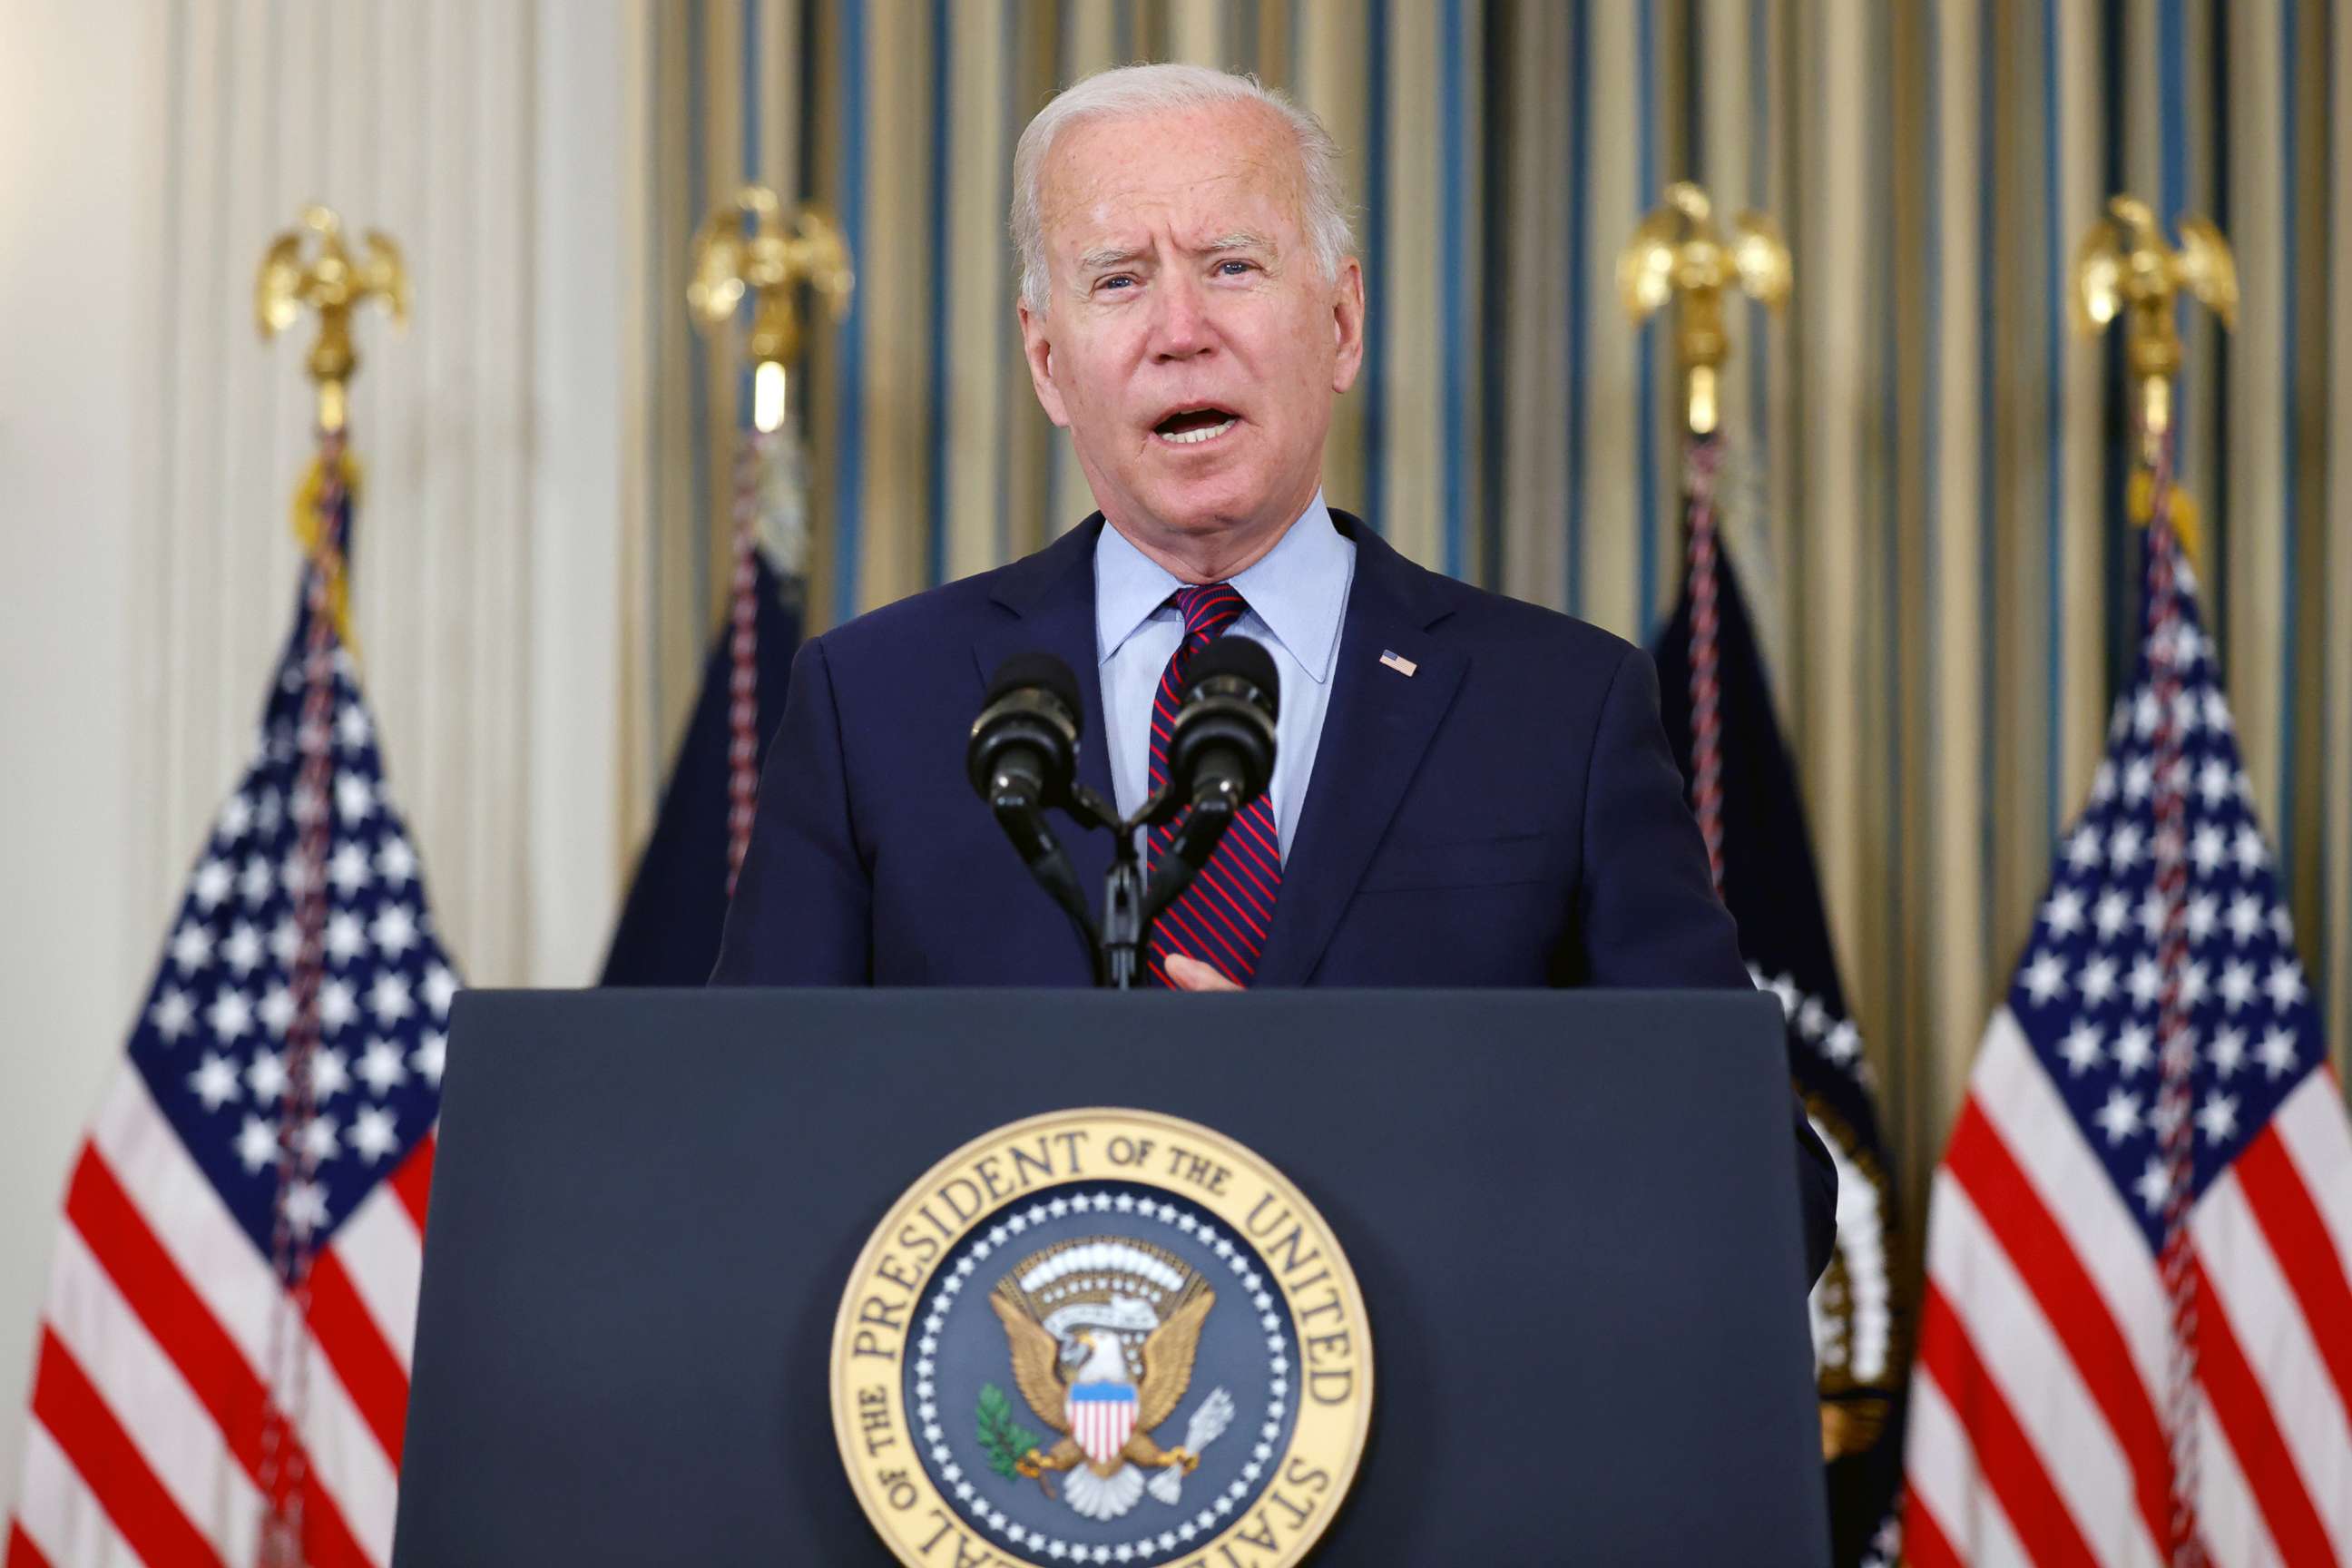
[969,652,1084,807]
[1166,633,1278,808]
[985,652,1084,727]
[1181,633,1279,720]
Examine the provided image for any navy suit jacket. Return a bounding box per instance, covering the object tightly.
[711,512,1834,1277]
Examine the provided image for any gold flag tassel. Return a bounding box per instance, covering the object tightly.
[288,447,363,654]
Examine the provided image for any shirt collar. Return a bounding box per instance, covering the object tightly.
[1093,491,1350,684]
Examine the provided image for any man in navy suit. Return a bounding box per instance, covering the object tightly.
[712,64,1833,1278]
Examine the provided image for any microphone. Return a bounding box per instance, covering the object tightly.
[1142,637,1279,927]
[1162,635,1279,815]
[969,652,1100,974]
[967,652,1083,810]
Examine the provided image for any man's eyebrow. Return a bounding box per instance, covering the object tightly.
[1072,233,1276,273]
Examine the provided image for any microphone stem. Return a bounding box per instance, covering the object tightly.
[992,797,1102,980]
[1137,789,1237,933]
[1102,841,1145,990]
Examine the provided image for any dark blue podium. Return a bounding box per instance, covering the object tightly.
[392,988,1828,1565]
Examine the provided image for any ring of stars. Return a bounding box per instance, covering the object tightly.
[909,1191,1296,1565]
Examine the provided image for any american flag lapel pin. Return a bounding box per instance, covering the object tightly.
[1377,650,1417,678]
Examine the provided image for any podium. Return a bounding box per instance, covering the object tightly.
[393,988,1828,1565]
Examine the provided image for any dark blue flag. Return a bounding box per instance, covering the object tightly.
[600,548,802,985]
[1651,479,1906,1568]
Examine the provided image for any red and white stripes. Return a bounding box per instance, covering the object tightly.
[6,1071,435,1568]
[1906,1015,2352,1567]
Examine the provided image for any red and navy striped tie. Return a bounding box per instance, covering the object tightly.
[1146,583,1282,986]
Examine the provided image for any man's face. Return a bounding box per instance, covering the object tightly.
[1019,102,1365,550]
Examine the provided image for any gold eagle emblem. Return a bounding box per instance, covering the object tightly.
[985,1238,1232,1523]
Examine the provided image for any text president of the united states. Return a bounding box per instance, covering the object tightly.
[710,64,1835,1280]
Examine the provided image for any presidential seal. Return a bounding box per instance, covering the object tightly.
[831,1109,1372,1568]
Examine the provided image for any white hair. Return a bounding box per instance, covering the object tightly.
[1010,63,1356,313]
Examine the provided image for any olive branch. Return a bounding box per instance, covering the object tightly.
[975,1383,1043,1481]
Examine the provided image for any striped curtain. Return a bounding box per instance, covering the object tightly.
[633,0,2352,1240]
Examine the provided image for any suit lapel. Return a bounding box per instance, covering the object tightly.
[1251,515,1465,986]
[972,517,1117,901]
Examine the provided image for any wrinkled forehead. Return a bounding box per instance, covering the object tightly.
[1037,102,1308,258]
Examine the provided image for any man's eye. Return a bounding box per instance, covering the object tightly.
[1216,260,1256,277]
[1097,275,1137,291]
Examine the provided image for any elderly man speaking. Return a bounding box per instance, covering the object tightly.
[712,64,1832,1275]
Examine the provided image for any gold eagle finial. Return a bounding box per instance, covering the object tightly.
[688,185,855,434]
[1619,181,1790,436]
[255,205,408,434]
[2072,194,2235,446]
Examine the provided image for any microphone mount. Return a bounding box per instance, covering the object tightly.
[1055,773,1243,990]
[975,639,1277,990]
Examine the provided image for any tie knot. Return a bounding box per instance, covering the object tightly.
[1171,582,1248,641]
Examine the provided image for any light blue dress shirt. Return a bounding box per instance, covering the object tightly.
[1093,494,1356,863]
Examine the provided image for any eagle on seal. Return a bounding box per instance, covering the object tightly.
[989,1277,1215,1522]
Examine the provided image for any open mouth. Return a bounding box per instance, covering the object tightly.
[1152,405,1240,447]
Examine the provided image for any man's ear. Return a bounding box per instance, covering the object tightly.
[1328,258,1367,397]
[1018,299,1070,428]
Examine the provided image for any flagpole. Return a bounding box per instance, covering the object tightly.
[688,186,854,894]
[2073,193,2237,1568]
[1619,182,1791,897]
[252,205,407,1568]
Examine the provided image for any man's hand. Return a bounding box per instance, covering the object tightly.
[1163,954,1242,992]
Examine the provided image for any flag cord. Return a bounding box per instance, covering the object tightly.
[257,425,347,1568]
[1683,431,1727,898]
[725,427,773,897]
[2143,416,2206,1568]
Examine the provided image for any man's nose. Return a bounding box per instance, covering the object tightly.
[1147,274,1215,361]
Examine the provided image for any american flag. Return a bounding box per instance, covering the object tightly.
[1904,524,2352,1565]
[7,548,453,1567]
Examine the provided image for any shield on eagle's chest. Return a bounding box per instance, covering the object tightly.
[1066,1382,1137,1468]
